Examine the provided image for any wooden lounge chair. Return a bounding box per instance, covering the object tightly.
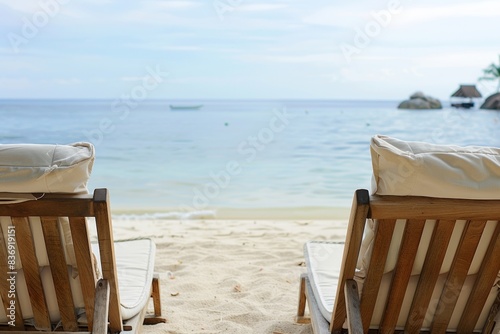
[296,136,500,333]
[0,143,165,333]
[0,189,165,333]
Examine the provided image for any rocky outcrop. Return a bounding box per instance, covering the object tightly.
[398,91,442,109]
[480,93,500,110]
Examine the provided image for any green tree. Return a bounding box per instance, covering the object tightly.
[479,55,500,92]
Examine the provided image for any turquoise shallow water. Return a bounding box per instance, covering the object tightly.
[1,99,499,217]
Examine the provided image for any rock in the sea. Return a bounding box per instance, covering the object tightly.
[480,93,500,110]
[398,91,442,109]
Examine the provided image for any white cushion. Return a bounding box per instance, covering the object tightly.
[0,142,94,194]
[370,135,500,199]
[304,241,344,322]
[92,239,156,320]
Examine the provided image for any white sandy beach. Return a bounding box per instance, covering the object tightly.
[110,217,350,334]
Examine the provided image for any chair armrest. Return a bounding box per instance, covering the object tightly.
[345,279,364,334]
[92,279,110,334]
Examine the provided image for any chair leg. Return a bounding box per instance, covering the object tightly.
[295,273,311,324]
[152,274,162,317]
[143,273,167,325]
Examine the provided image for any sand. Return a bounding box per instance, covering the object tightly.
[110,217,350,334]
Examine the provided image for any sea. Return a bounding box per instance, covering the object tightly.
[1,99,499,219]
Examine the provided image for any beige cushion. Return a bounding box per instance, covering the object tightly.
[0,142,94,194]
[370,134,500,199]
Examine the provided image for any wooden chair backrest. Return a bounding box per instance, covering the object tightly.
[0,189,122,332]
[331,189,500,333]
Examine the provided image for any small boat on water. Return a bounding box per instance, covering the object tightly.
[169,104,203,110]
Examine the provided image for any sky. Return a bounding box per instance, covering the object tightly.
[1,0,499,100]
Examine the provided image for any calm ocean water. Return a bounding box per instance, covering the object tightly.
[1,99,499,217]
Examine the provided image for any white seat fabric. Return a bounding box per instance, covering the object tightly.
[92,239,156,320]
[304,241,344,322]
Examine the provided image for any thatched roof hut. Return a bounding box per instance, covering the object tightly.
[450,85,482,108]
[451,85,482,98]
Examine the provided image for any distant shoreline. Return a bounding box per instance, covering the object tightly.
[111,206,351,220]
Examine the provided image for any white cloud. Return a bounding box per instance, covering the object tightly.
[0,1,40,14]
[2,0,499,99]
[395,1,500,25]
[0,77,33,89]
[239,4,288,12]
[120,76,144,82]
[151,1,200,10]
[302,1,500,28]
[302,5,376,28]
[124,42,204,52]
[414,50,500,69]
[0,59,42,72]
[162,45,203,51]
[53,78,82,85]
[240,52,342,64]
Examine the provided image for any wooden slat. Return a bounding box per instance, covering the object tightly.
[12,217,51,331]
[330,189,370,334]
[405,219,455,333]
[458,221,500,333]
[41,217,78,331]
[360,218,396,333]
[92,279,110,334]
[93,189,123,333]
[345,279,363,334]
[431,220,487,333]
[69,217,97,331]
[370,195,500,220]
[0,194,94,217]
[0,223,24,329]
[482,289,500,334]
[380,219,426,333]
